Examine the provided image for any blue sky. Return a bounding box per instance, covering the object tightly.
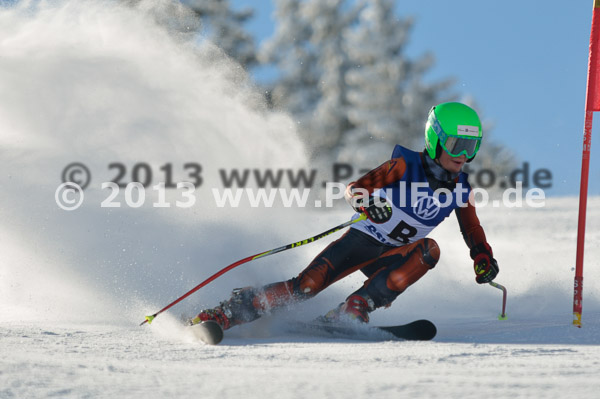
[232,0,598,196]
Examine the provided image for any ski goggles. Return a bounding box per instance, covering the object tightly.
[428,113,482,158]
[439,134,481,158]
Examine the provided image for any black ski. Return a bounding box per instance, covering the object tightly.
[189,321,224,345]
[376,320,437,340]
[290,319,436,341]
[188,319,436,344]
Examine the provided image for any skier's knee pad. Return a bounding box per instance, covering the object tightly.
[421,238,440,269]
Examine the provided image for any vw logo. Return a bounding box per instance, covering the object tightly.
[413,196,441,220]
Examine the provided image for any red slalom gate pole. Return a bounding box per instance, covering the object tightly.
[574,0,600,327]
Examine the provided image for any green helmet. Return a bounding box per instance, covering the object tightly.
[424,102,482,161]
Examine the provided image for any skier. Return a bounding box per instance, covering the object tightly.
[189,102,499,330]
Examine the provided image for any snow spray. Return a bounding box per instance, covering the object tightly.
[0,0,308,324]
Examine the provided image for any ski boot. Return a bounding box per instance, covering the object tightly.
[189,287,262,330]
[318,294,375,324]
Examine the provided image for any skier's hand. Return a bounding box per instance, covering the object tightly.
[360,196,392,224]
[473,254,499,284]
[345,184,392,224]
[470,242,498,284]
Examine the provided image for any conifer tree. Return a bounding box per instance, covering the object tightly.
[261,0,514,178]
[184,0,257,68]
[260,0,319,125]
[340,0,452,164]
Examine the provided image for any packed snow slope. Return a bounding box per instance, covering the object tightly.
[2,199,600,399]
[1,1,600,398]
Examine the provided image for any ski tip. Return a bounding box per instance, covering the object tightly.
[416,319,437,340]
[377,319,437,341]
[190,321,224,345]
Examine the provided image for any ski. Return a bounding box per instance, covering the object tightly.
[289,319,437,341]
[189,321,224,345]
[376,320,437,340]
[188,319,436,344]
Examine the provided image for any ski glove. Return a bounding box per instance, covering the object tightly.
[360,196,393,224]
[471,243,499,284]
[474,255,499,284]
[344,184,392,224]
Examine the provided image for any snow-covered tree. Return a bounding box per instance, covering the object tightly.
[262,0,451,164]
[261,0,515,176]
[300,0,362,158]
[261,0,362,160]
[340,0,453,164]
[259,0,319,125]
[183,0,257,68]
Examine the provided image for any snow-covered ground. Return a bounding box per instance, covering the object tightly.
[2,198,599,399]
[3,316,600,399]
[2,1,600,398]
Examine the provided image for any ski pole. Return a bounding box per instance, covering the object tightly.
[489,281,507,320]
[140,213,368,326]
